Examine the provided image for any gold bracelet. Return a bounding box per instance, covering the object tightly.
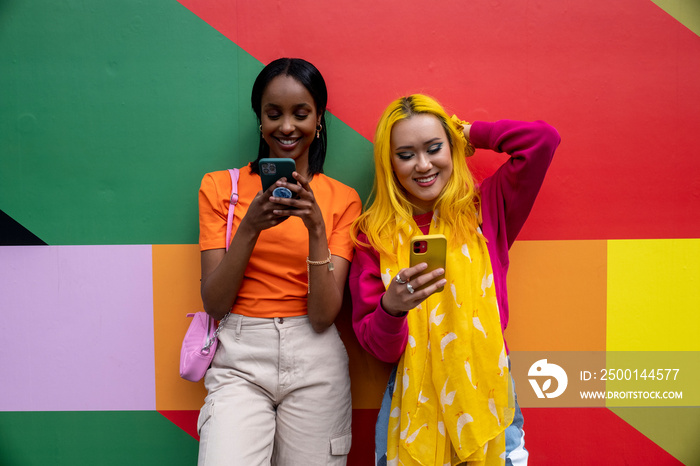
[306,249,334,293]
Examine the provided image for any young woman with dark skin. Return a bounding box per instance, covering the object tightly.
[197,58,361,465]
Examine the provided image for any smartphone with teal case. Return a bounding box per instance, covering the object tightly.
[260,158,296,194]
[409,234,447,292]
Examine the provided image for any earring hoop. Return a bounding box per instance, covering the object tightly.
[316,124,322,139]
[259,125,263,138]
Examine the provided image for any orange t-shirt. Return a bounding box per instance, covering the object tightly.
[198,165,362,318]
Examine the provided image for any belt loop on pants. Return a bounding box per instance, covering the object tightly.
[235,314,242,339]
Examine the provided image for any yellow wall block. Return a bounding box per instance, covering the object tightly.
[607,239,700,351]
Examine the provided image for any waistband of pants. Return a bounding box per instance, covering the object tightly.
[222,313,310,330]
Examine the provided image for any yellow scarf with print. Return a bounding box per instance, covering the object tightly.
[381,218,514,466]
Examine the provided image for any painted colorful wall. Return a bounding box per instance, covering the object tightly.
[1,0,699,464]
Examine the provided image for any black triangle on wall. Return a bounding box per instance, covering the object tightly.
[0,209,48,246]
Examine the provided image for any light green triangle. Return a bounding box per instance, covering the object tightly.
[651,0,700,36]
[610,407,700,465]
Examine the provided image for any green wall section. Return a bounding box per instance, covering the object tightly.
[0,0,372,245]
[0,411,197,465]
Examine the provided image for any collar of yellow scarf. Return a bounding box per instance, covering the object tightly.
[380,217,514,465]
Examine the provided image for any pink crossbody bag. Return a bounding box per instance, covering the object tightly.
[179,168,239,382]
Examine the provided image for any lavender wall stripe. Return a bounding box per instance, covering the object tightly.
[0,246,156,411]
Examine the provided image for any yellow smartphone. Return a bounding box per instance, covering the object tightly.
[409,234,447,292]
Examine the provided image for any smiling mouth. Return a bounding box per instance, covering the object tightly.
[414,173,438,184]
[276,137,300,146]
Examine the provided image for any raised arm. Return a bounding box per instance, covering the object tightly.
[471,120,560,248]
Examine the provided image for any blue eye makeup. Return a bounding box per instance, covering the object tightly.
[427,142,443,154]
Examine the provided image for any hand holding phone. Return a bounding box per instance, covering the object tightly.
[409,234,447,292]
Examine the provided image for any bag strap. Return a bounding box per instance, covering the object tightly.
[195,168,240,352]
[206,168,239,343]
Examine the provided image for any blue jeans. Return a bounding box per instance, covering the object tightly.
[374,367,395,466]
[376,364,528,465]
[505,376,528,466]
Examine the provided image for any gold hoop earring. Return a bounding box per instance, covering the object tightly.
[316,124,322,139]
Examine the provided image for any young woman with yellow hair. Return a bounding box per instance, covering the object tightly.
[350,94,560,465]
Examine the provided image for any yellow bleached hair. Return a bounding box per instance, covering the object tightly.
[352,94,481,257]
